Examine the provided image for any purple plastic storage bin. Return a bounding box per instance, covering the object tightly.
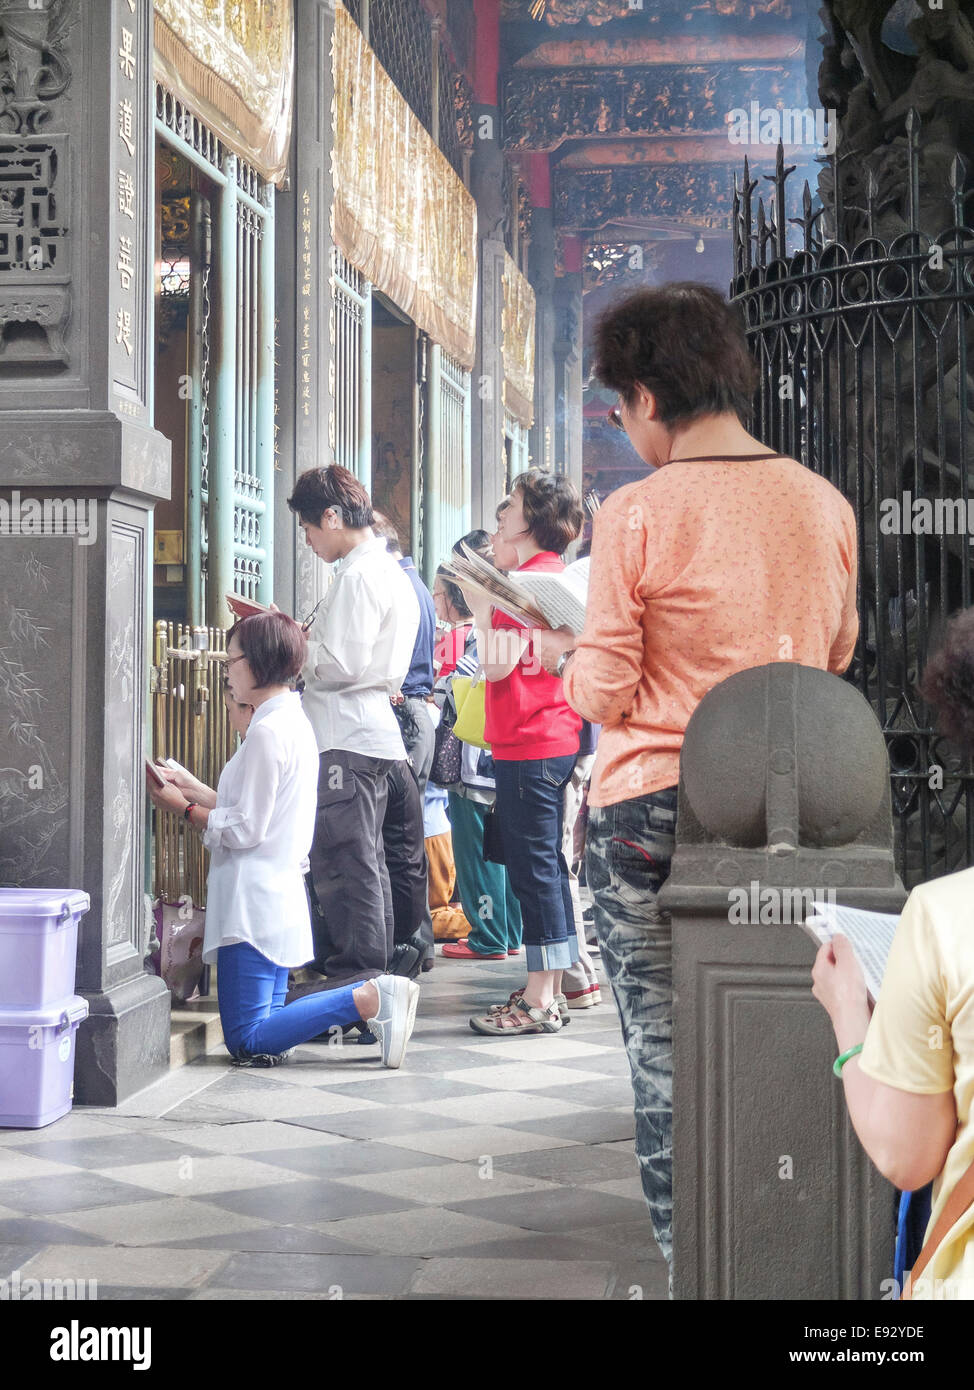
[0,996,89,1128]
[0,888,90,1009]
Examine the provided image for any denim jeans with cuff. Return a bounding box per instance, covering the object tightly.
[493,755,579,973]
[585,785,679,1267]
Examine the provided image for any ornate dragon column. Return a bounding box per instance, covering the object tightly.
[0,0,172,1102]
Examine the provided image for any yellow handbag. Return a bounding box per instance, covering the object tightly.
[452,672,489,750]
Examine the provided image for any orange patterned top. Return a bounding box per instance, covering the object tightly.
[564,456,859,808]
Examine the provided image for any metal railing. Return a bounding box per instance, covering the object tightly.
[150,620,236,907]
[730,124,974,885]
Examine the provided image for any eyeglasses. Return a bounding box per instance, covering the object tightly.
[216,651,247,667]
[607,405,625,431]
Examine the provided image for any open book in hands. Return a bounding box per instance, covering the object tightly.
[801,901,902,1003]
[441,543,590,635]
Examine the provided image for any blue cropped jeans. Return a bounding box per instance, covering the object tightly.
[217,942,364,1059]
[585,785,679,1268]
[493,755,579,973]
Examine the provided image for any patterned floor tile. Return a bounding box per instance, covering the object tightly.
[311,1075,495,1106]
[212,1250,422,1295]
[409,1256,614,1300]
[20,1243,230,1289]
[93,1153,307,1197]
[150,1120,351,1155]
[6,1132,214,1172]
[490,1143,638,1185]
[315,1205,526,1257]
[370,1124,579,1162]
[506,1108,636,1144]
[51,1196,273,1245]
[0,1172,159,1217]
[440,1062,614,1092]
[247,1140,452,1177]
[445,1187,652,1235]
[331,1161,559,1207]
[279,1107,467,1142]
[200,1177,420,1224]
[410,1091,584,1127]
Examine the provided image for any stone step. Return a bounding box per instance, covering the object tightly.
[169,992,223,1069]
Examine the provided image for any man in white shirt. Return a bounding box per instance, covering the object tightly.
[287,465,420,983]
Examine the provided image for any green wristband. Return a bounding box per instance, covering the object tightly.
[833,1043,864,1078]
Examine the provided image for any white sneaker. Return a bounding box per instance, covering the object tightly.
[367,974,420,1069]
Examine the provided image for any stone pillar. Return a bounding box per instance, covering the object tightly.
[469,0,506,526]
[659,663,905,1300]
[525,156,556,474]
[553,255,583,493]
[274,0,337,619]
[0,0,171,1102]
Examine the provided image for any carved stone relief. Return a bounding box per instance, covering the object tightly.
[0,0,73,135]
[0,540,70,886]
[0,134,69,363]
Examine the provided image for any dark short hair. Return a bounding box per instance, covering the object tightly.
[287,465,374,529]
[592,281,758,428]
[920,608,974,755]
[438,531,492,619]
[227,612,307,689]
[511,468,583,555]
[452,529,490,559]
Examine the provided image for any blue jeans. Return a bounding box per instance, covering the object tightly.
[493,755,578,973]
[218,942,364,1059]
[585,785,679,1268]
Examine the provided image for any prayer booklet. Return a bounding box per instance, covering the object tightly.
[442,544,590,634]
[226,594,273,619]
[801,901,902,1002]
[145,760,169,788]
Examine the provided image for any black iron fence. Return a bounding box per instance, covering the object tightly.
[731,122,974,886]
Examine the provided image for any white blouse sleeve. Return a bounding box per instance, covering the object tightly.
[202,723,282,852]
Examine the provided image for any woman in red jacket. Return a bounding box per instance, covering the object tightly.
[458,469,583,1036]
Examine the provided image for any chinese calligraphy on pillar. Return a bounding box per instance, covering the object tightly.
[111,0,146,413]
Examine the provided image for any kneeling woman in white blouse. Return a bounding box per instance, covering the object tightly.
[147,611,419,1069]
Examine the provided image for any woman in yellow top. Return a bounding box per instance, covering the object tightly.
[813,607,974,1299]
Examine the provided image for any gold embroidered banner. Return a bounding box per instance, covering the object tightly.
[154,0,294,186]
[502,250,535,427]
[332,4,477,369]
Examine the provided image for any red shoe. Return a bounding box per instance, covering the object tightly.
[507,947,521,956]
[441,940,508,960]
[564,984,602,1008]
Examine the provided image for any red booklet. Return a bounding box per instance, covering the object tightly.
[226,594,273,620]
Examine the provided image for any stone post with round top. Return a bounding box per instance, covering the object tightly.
[659,662,906,1300]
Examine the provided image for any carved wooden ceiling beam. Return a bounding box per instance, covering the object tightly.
[500,0,796,24]
[554,135,803,168]
[513,36,803,68]
[502,61,806,152]
[552,158,806,235]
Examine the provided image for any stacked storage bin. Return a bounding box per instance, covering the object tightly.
[0,889,91,1128]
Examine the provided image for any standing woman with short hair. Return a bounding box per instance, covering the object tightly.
[458,470,584,1035]
[146,611,419,1068]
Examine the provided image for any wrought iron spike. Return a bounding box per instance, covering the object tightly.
[949,152,968,192]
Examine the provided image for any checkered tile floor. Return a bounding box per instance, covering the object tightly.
[0,957,667,1300]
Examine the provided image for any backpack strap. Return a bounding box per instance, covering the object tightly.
[902,1156,974,1299]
